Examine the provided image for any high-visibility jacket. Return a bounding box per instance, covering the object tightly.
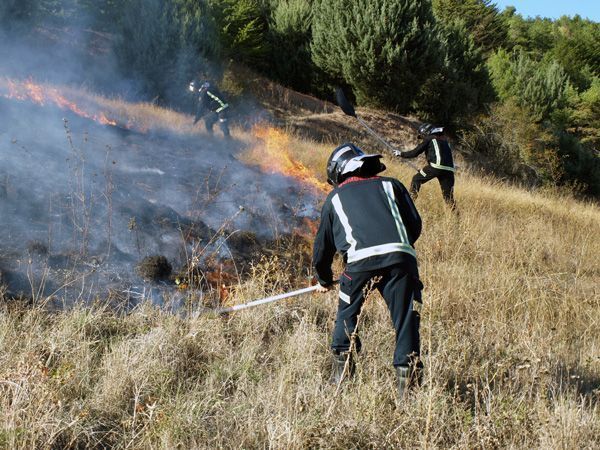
[197,84,229,116]
[402,136,455,172]
[312,176,421,286]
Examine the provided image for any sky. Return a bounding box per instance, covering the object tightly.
[493,1,600,21]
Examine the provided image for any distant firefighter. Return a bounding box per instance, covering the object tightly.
[189,79,230,139]
[395,123,456,210]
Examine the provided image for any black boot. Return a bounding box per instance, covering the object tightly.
[329,352,354,385]
[396,366,411,397]
[396,365,423,397]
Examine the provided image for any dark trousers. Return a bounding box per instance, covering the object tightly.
[410,165,455,208]
[204,111,230,138]
[332,264,421,367]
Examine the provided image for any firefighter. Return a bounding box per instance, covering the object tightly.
[189,79,231,139]
[313,143,423,397]
[396,123,456,209]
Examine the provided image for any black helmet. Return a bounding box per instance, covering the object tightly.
[417,123,432,138]
[326,143,384,186]
[418,123,444,138]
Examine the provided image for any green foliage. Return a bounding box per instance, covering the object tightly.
[209,0,269,67]
[268,0,315,91]
[503,12,555,54]
[557,132,600,196]
[504,14,600,91]
[573,77,600,149]
[173,0,219,58]
[416,19,492,125]
[432,0,508,55]
[113,0,181,95]
[488,50,570,122]
[461,102,563,185]
[311,0,438,111]
[550,17,600,89]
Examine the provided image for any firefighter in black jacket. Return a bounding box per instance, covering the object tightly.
[313,143,423,396]
[189,80,230,139]
[396,123,456,209]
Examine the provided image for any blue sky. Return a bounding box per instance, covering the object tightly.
[493,1,600,21]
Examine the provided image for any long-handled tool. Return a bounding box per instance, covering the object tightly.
[335,88,419,171]
[216,282,337,314]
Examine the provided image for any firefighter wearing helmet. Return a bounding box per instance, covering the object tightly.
[395,123,456,209]
[189,79,231,139]
[313,143,423,397]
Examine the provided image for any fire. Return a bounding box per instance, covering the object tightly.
[293,216,320,241]
[242,125,329,194]
[0,77,117,126]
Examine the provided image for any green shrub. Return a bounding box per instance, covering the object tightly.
[416,19,493,125]
[460,102,562,186]
[488,50,570,122]
[311,0,438,111]
[209,0,270,68]
[432,0,508,55]
[569,76,600,150]
[268,0,315,92]
[113,0,181,95]
[558,132,600,197]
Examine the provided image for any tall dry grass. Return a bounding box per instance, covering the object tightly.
[1,116,599,449]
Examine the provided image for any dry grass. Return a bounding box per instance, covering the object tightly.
[1,97,599,449]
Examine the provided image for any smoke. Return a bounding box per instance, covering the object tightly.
[0,11,322,305]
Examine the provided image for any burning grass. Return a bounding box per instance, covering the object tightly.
[1,135,599,448]
[0,77,202,135]
[0,80,599,448]
[239,125,331,194]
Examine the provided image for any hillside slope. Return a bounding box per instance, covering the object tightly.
[0,78,599,448]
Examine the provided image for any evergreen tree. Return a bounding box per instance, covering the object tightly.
[268,0,315,92]
[173,0,220,60]
[311,0,438,111]
[569,76,600,150]
[113,0,180,96]
[416,20,492,124]
[208,0,269,68]
[489,50,570,122]
[551,16,600,89]
[432,0,508,55]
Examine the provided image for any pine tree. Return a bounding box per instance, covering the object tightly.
[209,0,269,68]
[268,0,314,91]
[113,0,181,96]
[311,0,438,111]
[432,0,508,55]
[488,50,570,122]
[416,19,492,124]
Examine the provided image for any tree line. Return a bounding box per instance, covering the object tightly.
[2,0,599,196]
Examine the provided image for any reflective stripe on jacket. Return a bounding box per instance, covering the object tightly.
[312,176,421,286]
[402,136,455,172]
[199,87,229,113]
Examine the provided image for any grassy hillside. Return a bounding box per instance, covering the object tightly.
[1,91,599,449]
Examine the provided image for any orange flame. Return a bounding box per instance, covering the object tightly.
[293,216,320,241]
[0,77,117,126]
[241,125,329,194]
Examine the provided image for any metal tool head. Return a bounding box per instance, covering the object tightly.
[335,87,356,117]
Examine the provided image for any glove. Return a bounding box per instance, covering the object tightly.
[393,149,403,158]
